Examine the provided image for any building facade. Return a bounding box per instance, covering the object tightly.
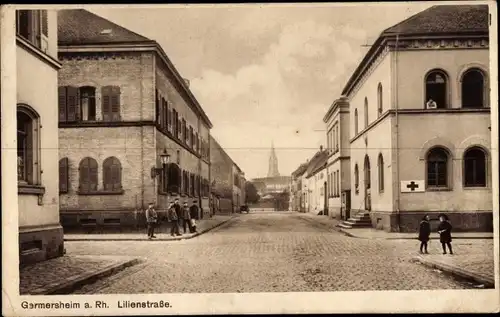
[209,135,234,214]
[57,10,213,229]
[324,97,351,220]
[304,148,328,215]
[15,9,65,264]
[290,163,308,212]
[232,164,245,212]
[339,4,492,232]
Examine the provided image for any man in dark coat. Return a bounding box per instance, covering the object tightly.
[189,201,199,233]
[173,198,182,235]
[418,215,431,254]
[168,201,181,236]
[145,202,158,239]
[437,214,453,254]
[181,202,192,234]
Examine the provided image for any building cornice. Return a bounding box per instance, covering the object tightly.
[17,36,62,70]
[343,33,489,99]
[58,41,213,129]
[323,97,350,123]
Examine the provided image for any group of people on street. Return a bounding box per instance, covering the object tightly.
[145,199,200,239]
[418,213,453,255]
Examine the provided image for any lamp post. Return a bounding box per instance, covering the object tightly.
[151,150,171,179]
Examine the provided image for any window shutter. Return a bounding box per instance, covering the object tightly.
[111,86,121,121]
[80,159,90,192]
[66,86,79,122]
[103,160,111,191]
[155,90,160,124]
[158,98,163,127]
[102,86,111,121]
[41,10,48,36]
[58,87,67,122]
[89,159,98,191]
[59,158,69,193]
[112,159,121,191]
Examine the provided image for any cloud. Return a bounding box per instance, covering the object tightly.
[191,20,367,178]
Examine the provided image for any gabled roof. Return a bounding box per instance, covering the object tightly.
[341,5,489,97]
[58,9,152,45]
[292,163,308,178]
[305,150,328,178]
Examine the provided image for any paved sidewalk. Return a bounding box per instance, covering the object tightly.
[65,215,236,241]
[296,212,494,239]
[411,240,496,288]
[20,255,140,295]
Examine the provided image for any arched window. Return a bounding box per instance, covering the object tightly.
[354,164,359,194]
[364,97,369,128]
[377,83,383,117]
[17,105,40,185]
[354,109,359,135]
[79,157,98,192]
[103,156,122,191]
[59,157,69,193]
[167,163,181,193]
[79,86,96,121]
[377,154,384,192]
[364,155,371,189]
[461,68,486,108]
[464,147,486,187]
[425,70,448,109]
[426,147,449,188]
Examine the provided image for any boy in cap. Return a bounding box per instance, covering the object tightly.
[145,202,158,239]
[168,201,181,236]
[181,202,192,233]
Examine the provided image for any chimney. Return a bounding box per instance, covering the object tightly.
[183,78,190,87]
[320,145,323,151]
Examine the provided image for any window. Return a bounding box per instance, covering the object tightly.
[426,147,449,188]
[195,175,200,196]
[59,158,69,193]
[336,169,340,196]
[58,86,78,122]
[354,109,358,135]
[333,172,337,197]
[190,173,195,196]
[364,97,368,128]
[364,155,371,190]
[80,87,96,121]
[17,105,40,185]
[378,154,384,192]
[189,126,194,148]
[461,68,487,108]
[354,164,359,194]
[167,163,181,193]
[103,157,122,191]
[182,119,187,144]
[377,83,383,117]
[172,110,178,137]
[335,124,339,152]
[167,106,173,132]
[16,10,48,51]
[195,133,199,153]
[155,89,160,124]
[464,147,486,187]
[101,86,121,121]
[79,157,98,192]
[425,70,448,109]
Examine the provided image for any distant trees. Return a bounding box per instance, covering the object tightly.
[245,182,260,204]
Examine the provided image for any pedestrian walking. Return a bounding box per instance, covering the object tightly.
[437,213,453,254]
[418,215,431,254]
[145,202,158,239]
[181,202,192,234]
[190,201,199,233]
[168,201,181,236]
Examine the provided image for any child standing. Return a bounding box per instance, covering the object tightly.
[418,215,431,254]
[437,214,453,255]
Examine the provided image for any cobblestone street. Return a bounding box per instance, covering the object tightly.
[66,212,488,294]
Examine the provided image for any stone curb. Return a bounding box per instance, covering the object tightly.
[412,256,495,288]
[337,228,494,240]
[27,258,142,295]
[63,216,237,242]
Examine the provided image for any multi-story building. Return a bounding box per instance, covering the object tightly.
[290,163,308,211]
[304,147,328,214]
[57,9,213,228]
[210,135,234,214]
[336,4,492,232]
[232,163,245,212]
[14,9,65,264]
[323,96,351,220]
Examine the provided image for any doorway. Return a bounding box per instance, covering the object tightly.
[364,155,371,211]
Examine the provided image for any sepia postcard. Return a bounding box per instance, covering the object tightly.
[1,1,499,315]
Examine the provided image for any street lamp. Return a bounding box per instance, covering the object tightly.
[151,150,171,179]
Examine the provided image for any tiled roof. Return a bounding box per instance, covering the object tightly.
[383,5,489,35]
[292,163,309,178]
[306,150,328,178]
[58,9,152,45]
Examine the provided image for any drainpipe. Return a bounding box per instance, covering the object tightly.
[394,34,401,232]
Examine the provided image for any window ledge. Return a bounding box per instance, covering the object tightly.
[18,184,46,195]
[59,190,69,194]
[463,186,489,190]
[426,187,452,192]
[77,190,124,196]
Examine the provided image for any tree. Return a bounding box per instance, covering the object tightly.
[245,181,260,204]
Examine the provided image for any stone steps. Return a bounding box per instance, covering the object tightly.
[337,212,372,229]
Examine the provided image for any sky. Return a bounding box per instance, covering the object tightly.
[89,3,433,180]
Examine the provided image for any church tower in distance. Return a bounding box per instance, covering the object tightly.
[267,141,280,177]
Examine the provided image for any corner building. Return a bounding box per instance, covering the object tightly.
[57,10,213,229]
[340,5,492,232]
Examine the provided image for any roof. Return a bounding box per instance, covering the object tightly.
[58,9,152,45]
[305,150,328,178]
[292,163,308,178]
[341,5,489,96]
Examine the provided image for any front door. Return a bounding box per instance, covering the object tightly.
[364,155,371,211]
[323,181,328,215]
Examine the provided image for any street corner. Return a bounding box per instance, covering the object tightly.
[20,255,142,295]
